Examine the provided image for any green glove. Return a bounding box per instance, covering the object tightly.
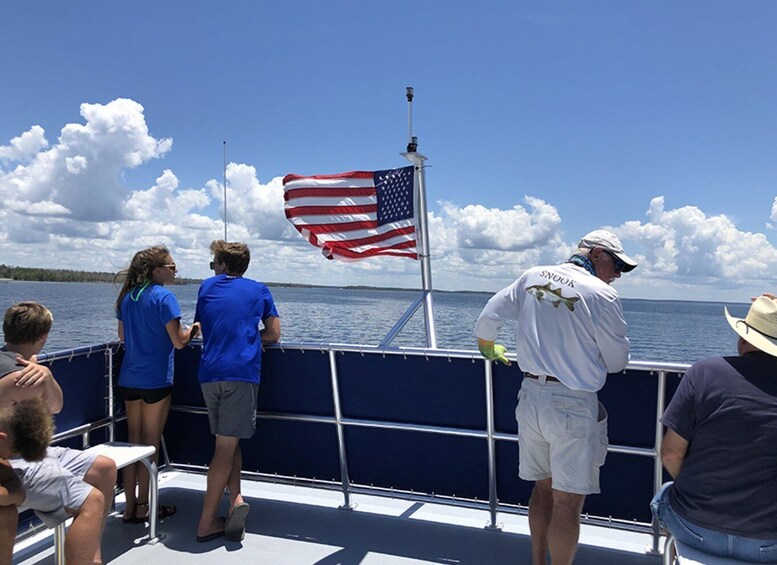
[479,342,511,365]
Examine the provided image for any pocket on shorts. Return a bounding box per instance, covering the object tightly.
[550,394,590,438]
[758,543,777,563]
[515,388,528,422]
[670,511,705,547]
[593,402,609,467]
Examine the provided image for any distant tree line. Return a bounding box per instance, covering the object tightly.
[0,264,200,285]
[0,264,438,293]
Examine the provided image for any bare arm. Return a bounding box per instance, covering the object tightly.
[261,316,281,343]
[660,429,689,479]
[118,320,124,342]
[165,318,199,350]
[0,459,25,507]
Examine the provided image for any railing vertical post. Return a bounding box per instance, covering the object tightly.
[107,346,115,443]
[145,459,159,541]
[484,360,500,530]
[650,370,668,554]
[328,350,354,510]
[54,522,66,565]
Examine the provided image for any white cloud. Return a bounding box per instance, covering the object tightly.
[207,163,293,241]
[1,98,776,301]
[617,196,777,289]
[65,155,87,175]
[0,125,49,164]
[440,196,562,251]
[420,197,571,287]
[0,98,172,222]
[769,196,777,229]
[125,169,209,222]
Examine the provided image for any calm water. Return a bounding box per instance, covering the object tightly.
[0,281,750,364]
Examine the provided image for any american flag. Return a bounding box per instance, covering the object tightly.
[283,166,418,261]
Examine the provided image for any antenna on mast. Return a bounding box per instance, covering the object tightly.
[406,87,418,152]
[223,141,228,240]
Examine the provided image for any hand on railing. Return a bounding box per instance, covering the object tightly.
[478,340,512,366]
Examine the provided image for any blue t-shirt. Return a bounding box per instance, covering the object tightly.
[194,274,278,384]
[117,284,181,389]
[662,352,777,538]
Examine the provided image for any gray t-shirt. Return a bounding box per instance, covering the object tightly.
[662,351,777,538]
[0,349,20,380]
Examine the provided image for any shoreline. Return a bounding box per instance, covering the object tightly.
[0,277,748,305]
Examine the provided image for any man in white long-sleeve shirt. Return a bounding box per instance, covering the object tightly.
[474,229,637,565]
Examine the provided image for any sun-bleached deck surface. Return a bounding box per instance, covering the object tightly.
[14,471,661,565]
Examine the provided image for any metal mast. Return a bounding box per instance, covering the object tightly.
[402,87,437,348]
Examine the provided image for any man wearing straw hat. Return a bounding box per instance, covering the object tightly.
[474,229,637,565]
[651,295,777,563]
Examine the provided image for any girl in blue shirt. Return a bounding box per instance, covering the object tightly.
[115,246,198,523]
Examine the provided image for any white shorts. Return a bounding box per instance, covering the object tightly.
[515,377,608,495]
[12,446,98,528]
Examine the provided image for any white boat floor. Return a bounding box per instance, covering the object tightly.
[14,471,662,564]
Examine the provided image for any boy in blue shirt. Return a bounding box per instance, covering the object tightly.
[194,241,280,543]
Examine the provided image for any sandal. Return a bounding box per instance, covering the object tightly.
[125,501,177,524]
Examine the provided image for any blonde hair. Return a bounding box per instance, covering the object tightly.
[210,240,250,275]
[3,302,53,345]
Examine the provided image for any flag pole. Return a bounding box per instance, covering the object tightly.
[223,141,228,241]
[401,87,437,349]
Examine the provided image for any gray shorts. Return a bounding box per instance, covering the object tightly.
[11,446,98,528]
[515,378,608,495]
[201,381,259,439]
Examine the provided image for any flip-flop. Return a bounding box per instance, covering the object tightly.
[224,502,250,542]
[196,530,225,543]
[124,503,177,524]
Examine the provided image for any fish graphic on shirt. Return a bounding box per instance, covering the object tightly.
[526,283,580,312]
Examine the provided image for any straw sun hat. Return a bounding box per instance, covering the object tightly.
[725,296,777,357]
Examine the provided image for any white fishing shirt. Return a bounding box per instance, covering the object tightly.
[474,263,629,392]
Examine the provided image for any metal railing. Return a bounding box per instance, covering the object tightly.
[175,341,686,550]
[27,340,688,553]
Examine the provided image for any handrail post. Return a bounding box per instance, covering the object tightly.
[484,360,500,530]
[54,522,66,565]
[329,350,354,510]
[107,346,115,443]
[649,370,668,555]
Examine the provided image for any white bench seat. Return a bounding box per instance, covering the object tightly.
[53,441,158,565]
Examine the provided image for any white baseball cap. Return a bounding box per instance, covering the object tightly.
[578,229,637,273]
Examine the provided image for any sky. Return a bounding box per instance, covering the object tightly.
[1,1,777,301]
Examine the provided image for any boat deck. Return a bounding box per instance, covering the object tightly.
[14,471,661,565]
